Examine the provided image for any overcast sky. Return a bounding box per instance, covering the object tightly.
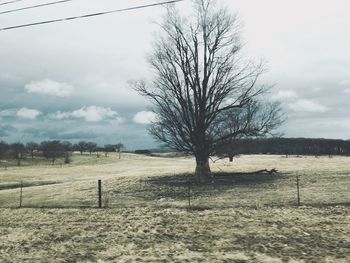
[0,0,349,149]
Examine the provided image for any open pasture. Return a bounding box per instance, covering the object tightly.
[0,154,350,262]
[0,153,349,208]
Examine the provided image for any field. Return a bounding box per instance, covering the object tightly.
[0,153,349,208]
[0,153,350,262]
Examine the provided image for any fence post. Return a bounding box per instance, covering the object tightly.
[98,180,102,208]
[188,181,191,208]
[296,176,300,206]
[19,181,23,208]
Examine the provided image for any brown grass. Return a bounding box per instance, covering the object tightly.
[0,206,349,262]
[0,153,349,208]
[0,153,350,262]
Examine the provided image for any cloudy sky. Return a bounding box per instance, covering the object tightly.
[0,0,349,149]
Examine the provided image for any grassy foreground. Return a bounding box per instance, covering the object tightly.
[0,206,349,262]
[0,154,350,262]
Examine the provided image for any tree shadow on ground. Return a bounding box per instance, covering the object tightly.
[136,171,286,201]
[146,171,283,187]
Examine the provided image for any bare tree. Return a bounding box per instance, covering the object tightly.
[40,141,66,165]
[74,141,88,155]
[61,141,73,164]
[0,141,9,160]
[115,143,124,159]
[61,141,73,152]
[10,143,26,166]
[103,144,115,157]
[86,142,97,155]
[134,0,283,182]
[26,142,39,161]
[214,100,283,161]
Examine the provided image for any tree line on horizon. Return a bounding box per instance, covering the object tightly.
[0,140,124,166]
[1,137,348,167]
[215,137,350,161]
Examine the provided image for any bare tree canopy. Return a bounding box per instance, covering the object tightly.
[26,142,39,161]
[214,99,283,161]
[40,140,67,165]
[134,0,283,182]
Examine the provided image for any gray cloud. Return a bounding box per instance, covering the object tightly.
[133,111,157,125]
[288,99,328,113]
[55,131,101,140]
[25,79,74,97]
[0,124,17,137]
[16,108,42,120]
[50,106,122,123]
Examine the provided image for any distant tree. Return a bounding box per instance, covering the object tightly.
[40,141,66,165]
[10,143,26,166]
[61,141,73,152]
[61,141,73,164]
[64,153,71,164]
[214,100,283,161]
[115,143,124,159]
[74,141,88,155]
[103,144,116,157]
[86,142,98,155]
[346,140,350,156]
[0,141,9,159]
[95,146,104,157]
[26,142,39,161]
[216,137,350,157]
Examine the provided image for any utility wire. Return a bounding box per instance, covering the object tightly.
[0,0,25,6]
[0,0,74,15]
[0,0,183,31]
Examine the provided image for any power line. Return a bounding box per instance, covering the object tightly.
[0,0,25,6]
[0,0,183,31]
[0,0,74,15]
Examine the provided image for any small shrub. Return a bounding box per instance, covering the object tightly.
[64,154,71,164]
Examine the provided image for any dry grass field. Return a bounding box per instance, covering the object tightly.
[0,153,349,208]
[1,206,349,263]
[0,153,350,262]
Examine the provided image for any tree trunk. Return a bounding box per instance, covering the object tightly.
[17,153,21,166]
[195,155,212,183]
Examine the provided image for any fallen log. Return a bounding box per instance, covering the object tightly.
[248,168,278,175]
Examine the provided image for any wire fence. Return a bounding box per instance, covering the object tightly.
[1,172,349,209]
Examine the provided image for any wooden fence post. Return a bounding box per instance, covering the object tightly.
[19,181,23,208]
[188,181,191,208]
[296,176,300,206]
[98,180,102,208]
